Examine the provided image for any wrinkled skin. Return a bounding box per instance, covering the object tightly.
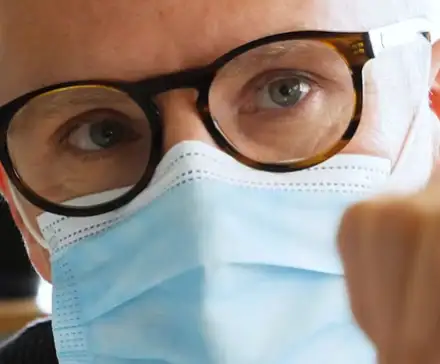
[0,1,439,362]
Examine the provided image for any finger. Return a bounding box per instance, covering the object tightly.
[363,198,419,353]
[338,197,416,350]
[338,201,376,338]
[376,349,426,364]
[401,200,440,359]
[378,349,430,364]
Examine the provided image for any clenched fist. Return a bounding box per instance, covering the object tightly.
[338,170,440,364]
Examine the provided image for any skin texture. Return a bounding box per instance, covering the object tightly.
[0,1,439,361]
[0,0,437,279]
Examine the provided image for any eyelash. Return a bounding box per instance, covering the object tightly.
[237,69,320,112]
[51,110,129,160]
[252,69,318,89]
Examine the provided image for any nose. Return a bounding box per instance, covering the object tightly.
[154,89,217,154]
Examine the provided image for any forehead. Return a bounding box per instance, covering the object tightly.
[0,0,403,101]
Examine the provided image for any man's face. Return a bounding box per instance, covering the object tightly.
[0,0,439,280]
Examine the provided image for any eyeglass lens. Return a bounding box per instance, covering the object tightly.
[6,39,356,209]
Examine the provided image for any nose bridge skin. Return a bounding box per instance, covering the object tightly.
[155,89,217,154]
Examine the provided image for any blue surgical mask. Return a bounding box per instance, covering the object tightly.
[35,141,394,364]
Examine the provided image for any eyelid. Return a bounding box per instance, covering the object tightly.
[49,109,139,153]
[252,70,317,92]
[242,69,323,96]
[259,80,311,109]
[234,70,319,111]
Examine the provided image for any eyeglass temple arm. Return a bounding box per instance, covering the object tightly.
[368,18,439,57]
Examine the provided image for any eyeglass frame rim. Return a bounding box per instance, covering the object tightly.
[0,18,433,217]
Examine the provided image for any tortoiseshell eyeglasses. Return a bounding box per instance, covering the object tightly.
[0,18,434,216]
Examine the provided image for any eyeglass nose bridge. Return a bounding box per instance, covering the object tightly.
[134,66,216,98]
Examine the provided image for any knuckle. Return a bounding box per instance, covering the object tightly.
[354,197,433,228]
[338,194,440,260]
[371,199,428,241]
[339,197,432,245]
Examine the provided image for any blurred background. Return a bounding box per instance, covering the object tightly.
[0,200,51,343]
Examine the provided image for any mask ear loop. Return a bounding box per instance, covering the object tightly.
[384,92,437,194]
[9,186,50,250]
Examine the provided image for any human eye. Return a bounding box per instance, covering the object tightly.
[60,109,143,153]
[207,39,356,164]
[6,86,154,205]
[259,74,312,109]
[241,71,316,114]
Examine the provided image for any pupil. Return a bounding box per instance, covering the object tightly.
[90,119,123,148]
[279,84,297,97]
[269,78,302,107]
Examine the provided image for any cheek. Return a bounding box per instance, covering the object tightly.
[19,194,46,238]
[7,183,46,244]
[26,237,52,282]
[344,43,432,162]
[17,197,52,280]
[2,182,52,281]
